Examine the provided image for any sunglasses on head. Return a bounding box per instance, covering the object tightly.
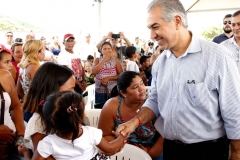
[7,35,13,37]
[223,21,231,25]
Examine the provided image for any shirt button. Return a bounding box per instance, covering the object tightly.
[172,116,175,118]
[174,134,176,136]
[173,97,177,99]
[175,78,177,81]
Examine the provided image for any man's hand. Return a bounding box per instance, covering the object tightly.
[0,125,16,143]
[116,117,139,137]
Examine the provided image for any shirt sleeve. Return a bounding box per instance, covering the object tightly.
[37,136,53,158]
[217,48,240,139]
[143,57,161,117]
[90,127,103,145]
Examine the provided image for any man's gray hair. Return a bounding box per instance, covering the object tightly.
[147,0,188,28]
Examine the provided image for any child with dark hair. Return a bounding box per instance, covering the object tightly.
[32,91,126,160]
[125,46,139,73]
[87,55,94,63]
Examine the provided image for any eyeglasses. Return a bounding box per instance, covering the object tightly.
[223,21,231,25]
[7,35,13,37]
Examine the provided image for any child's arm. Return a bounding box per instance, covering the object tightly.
[96,131,126,155]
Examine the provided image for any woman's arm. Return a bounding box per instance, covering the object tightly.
[96,32,112,51]
[98,98,119,142]
[1,71,25,136]
[119,32,132,47]
[101,58,123,86]
[11,66,17,84]
[16,75,24,99]
[139,136,164,158]
[31,150,45,160]
[31,133,46,152]
[27,64,39,79]
[92,55,111,75]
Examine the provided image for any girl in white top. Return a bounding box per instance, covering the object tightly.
[32,91,126,160]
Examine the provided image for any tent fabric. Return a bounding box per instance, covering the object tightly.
[180,0,240,13]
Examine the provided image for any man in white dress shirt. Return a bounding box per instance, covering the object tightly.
[116,1,240,160]
[221,10,240,72]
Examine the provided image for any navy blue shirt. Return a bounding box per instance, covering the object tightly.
[212,33,232,44]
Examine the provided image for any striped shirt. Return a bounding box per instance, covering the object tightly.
[144,34,240,143]
[221,37,240,72]
[95,57,117,94]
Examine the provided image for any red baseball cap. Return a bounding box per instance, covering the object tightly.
[63,33,75,41]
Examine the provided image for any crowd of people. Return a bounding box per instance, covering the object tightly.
[0,0,240,159]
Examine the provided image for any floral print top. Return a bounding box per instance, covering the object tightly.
[115,97,159,148]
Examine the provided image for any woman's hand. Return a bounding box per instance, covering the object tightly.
[139,144,150,153]
[119,32,126,39]
[106,32,113,39]
[0,125,16,143]
[101,77,109,86]
[102,54,111,62]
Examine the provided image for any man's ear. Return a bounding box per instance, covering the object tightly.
[174,15,182,30]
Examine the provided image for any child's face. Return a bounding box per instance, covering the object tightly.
[143,58,150,67]
[84,62,92,72]
[0,52,13,72]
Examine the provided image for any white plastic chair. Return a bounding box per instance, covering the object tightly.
[85,109,102,128]
[83,84,95,109]
[110,144,152,160]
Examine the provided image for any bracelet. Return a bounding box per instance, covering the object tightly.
[136,116,143,127]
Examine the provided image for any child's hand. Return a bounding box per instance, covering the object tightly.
[112,130,127,140]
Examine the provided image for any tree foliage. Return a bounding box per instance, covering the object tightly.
[0,16,41,31]
[201,26,223,41]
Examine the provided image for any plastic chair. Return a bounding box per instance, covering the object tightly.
[83,84,95,109]
[110,144,152,160]
[85,109,102,128]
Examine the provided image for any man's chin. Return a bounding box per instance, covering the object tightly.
[224,29,232,34]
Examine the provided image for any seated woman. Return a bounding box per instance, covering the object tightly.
[98,71,163,160]
[11,38,23,84]
[0,44,25,159]
[21,63,75,154]
[17,40,45,113]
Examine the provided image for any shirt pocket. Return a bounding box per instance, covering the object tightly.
[186,82,209,107]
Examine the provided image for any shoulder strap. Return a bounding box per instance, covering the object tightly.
[0,83,5,125]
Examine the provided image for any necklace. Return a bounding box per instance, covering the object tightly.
[123,98,142,113]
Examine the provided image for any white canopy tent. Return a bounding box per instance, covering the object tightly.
[181,0,240,12]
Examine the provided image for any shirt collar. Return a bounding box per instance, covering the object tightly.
[165,32,201,58]
[229,37,240,47]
